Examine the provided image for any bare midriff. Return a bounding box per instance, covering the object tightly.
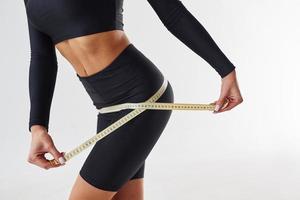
[54,30,131,78]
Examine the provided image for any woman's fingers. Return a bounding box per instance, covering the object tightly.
[212,94,241,113]
[215,96,243,113]
[219,97,241,112]
[48,145,66,165]
[28,144,65,169]
[213,95,228,113]
[28,153,54,170]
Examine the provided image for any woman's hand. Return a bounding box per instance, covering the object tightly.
[27,125,66,170]
[212,69,243,113]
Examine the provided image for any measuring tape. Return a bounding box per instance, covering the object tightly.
[49,78,216,165]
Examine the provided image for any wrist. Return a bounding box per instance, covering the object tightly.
[221,69,236,82]
[30,125,47,134]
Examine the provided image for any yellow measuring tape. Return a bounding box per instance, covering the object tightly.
[49,78,216,165]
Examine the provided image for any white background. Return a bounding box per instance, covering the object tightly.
[1,0,300,199]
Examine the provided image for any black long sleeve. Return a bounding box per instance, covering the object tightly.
[25,11,58,132]
[147,0,236,78]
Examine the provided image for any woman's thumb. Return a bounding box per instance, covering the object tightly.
[214,95,226,112]
[49,145,66,165]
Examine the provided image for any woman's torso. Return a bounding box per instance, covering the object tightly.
[25,0,130,77]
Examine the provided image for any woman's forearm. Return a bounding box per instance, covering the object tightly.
[147,0,236,78]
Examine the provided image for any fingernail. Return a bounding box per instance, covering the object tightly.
[214,104,220,112]
[58,157,66,164]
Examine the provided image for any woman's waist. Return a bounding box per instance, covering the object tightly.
[77,44,165,109]
[58,30,131,78]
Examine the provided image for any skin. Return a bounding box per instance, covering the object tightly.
[27,30,243,200]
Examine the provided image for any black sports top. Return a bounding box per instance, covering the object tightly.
[24,0,236,132]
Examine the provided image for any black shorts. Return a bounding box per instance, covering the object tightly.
[76,43,174,191]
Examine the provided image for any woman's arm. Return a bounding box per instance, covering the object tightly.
[25,13,58,132]
[147,0,235,78]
